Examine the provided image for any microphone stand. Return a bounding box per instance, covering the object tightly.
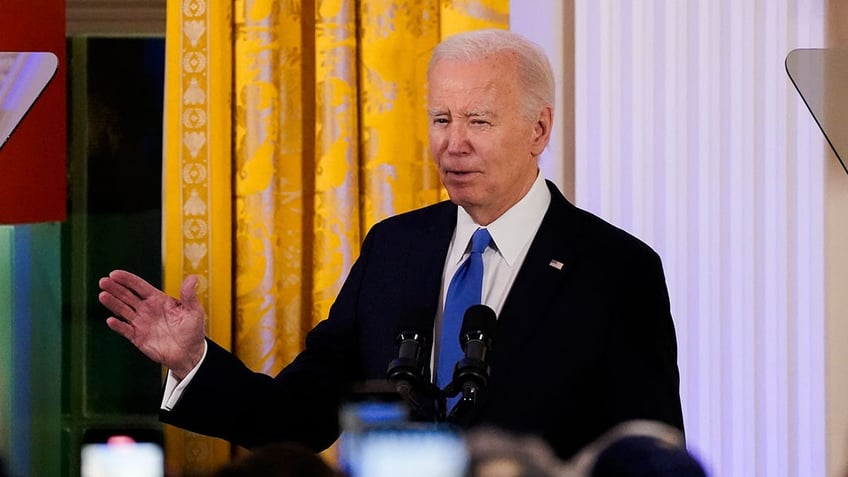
[388,304,496,424]
[399,360,487,424]
[445,387,478,425]
[442,353,489,425]
[387,378,441,422]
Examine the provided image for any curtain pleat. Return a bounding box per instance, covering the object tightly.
[358,0,442,228]
[313,1,360,327]
[574,1,826,474]
[162,0,508,473]
[233,0,298,373]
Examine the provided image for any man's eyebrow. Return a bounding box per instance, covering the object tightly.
[426,109,494,118]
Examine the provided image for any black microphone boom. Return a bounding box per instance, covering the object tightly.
[447,304,497,424]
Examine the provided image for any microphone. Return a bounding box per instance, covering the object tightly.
[447,304,496,423]
[386,309,433,417]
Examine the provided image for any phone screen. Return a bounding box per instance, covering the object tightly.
[351,426,468,477]
[338,398,467,477]
[81,430,164,477]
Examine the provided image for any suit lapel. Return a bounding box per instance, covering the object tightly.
[396,187,582,362]
[497,182,582,347]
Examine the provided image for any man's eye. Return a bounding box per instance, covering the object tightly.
[433,118,449,125]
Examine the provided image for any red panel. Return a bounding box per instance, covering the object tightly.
[0,1,66,223]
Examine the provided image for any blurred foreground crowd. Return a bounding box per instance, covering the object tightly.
[210,420,707,477]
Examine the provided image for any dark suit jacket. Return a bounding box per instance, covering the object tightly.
[161,181,684,460]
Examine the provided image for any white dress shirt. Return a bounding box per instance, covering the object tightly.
[432,170,550,382]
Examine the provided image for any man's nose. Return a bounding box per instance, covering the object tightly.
[446,125,470,155]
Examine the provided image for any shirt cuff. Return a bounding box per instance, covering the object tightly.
[160,340,208,411]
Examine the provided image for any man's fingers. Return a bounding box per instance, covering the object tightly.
[98,291,137,321]
[107,269,161,300]
[105,316,135,341]
[98,277,143,310]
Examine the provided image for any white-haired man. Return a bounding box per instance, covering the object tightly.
[99,28,684,460]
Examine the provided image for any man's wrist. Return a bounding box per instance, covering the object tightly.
[170,340,207,381]
[161,341,208,411]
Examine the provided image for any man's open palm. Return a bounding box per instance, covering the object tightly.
[98,270,207,379]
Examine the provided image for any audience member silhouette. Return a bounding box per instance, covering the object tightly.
[212,443,337,477]
[589,434,706,477]
[464,426,565,477]
[563,420,707,477]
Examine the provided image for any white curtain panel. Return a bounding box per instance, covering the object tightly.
[570,1,826,476]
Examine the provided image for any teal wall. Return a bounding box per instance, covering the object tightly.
[0,223,63,477]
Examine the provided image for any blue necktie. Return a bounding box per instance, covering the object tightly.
[437,228,492,400]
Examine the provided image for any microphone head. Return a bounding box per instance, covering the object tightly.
[459,304,496,346]
[387,307,433,386]
[395,308,433,344]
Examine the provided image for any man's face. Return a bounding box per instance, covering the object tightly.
[427,52,551,225]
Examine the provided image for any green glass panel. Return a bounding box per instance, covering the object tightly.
[62,36,166,477]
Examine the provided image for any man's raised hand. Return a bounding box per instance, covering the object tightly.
[98,270,207,380]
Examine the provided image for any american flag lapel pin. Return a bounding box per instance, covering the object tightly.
[548,259,564,270]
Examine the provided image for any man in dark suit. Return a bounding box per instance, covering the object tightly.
[98,28,683,461]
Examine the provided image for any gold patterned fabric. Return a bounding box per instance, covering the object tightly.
[162,0,507,472]
[163,0,233,474]
[358,0,442,226]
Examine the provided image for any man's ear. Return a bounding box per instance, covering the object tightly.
[530,105,553,156]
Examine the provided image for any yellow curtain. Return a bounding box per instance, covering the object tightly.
[163,0,508,474]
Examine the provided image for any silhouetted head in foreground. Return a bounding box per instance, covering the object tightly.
[589,435,707,477]
[213,443,337,477]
